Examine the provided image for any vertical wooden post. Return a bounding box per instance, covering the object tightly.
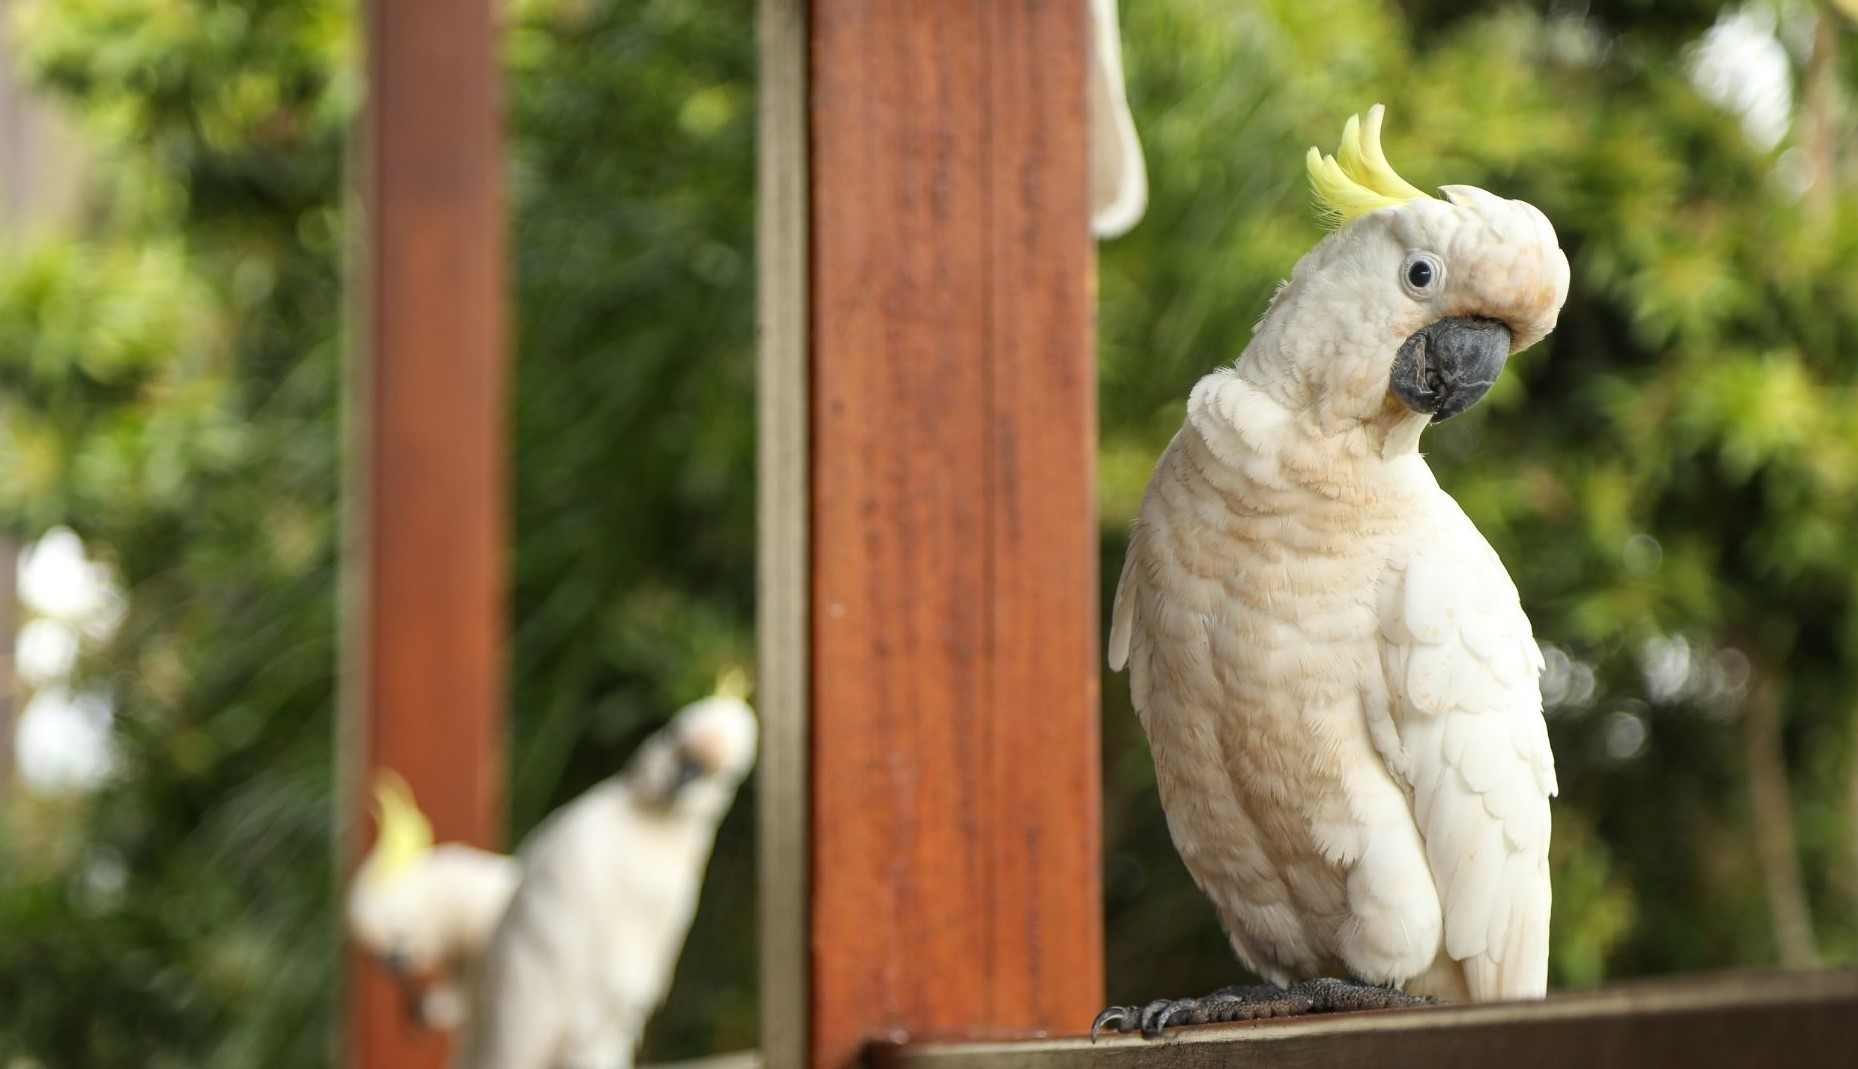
[757,1,812,1068]
[343,1,505,1067]
[761,3,1103,1067]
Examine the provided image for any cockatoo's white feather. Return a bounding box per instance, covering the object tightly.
[1383,525,1556,996]
[1110,107,1567,1003]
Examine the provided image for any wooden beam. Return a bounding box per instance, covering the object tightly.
[648,1055,764,1069]
[874,970,1858,1069]
[757,1,811,1069]
[343,1,506,1067]
[800,2,1102,1067]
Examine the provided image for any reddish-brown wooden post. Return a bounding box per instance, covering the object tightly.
[342,1,506,1067]
[760,3,1103,1067]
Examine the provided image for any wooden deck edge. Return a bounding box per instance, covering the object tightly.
[644,1053,764,1069]
[871,968,1858,1069]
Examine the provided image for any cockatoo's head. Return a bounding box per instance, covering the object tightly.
[346,772,442,975]
[1255,105,1569,444]
[627,671,759,819]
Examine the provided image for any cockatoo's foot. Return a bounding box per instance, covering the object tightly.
[1090,977,1434,1040]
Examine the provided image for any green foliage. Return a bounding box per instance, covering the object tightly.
[0,0,348,1061]
[505,0,759,1054]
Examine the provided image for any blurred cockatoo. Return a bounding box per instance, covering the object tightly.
[346,774,523,1030]
[1096,106,1567,1038]
[451,683,759,1069]
[1090,0,1146,238]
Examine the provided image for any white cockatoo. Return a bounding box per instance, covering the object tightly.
[1095,106,1567,1038]
[451,685,759,1069]
[1090,0,1147,238]
[346,774,524,1030]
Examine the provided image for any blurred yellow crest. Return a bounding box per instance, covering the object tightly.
[366,770,433,882]
[712,665,753,702]
[1305,104,1432,228]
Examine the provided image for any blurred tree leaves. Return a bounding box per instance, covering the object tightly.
[0,0,348,1061]
[505,0,758,1056]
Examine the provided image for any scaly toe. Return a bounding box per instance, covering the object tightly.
[1144,999,1200,1038]
[1136,998,1182,1037]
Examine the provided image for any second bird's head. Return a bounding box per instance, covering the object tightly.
[628,686,759,817]
[347,773,442,975]
[1254,106,1569,444]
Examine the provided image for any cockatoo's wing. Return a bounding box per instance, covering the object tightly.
[1109,426,1193,685]
[1089,0,1147,238]
[1376,500,1558,1001]
[1107,520,1142,675]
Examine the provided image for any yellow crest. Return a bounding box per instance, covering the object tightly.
[1305,104,1432,228]
[365,770,433,883]
[712,665,753,702]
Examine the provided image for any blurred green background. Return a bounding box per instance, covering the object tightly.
[0,0,1855,1065]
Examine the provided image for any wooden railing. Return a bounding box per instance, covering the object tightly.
[877,970,1858,1069]
[671,971,1858,1068]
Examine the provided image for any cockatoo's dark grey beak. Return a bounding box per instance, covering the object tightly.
[1390,316,1512,422]
[670,748,707,793]
[637,737,709,808]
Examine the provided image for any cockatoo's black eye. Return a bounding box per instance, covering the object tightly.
[1401,252,1444,297]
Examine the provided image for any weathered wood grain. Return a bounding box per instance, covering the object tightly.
[757,1,812,1068]
[807,2,1101,1067]
[344,1,506,1066]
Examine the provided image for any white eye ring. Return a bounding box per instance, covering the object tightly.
[1401,251,1444,297]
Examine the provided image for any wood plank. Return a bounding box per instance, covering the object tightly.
[807,3,1101,1066]
[874,970,1858,1069]
[343,1,506,1067]
[980,1,1103,1024]
[646,1054,764,1069]
[757,1,811,1068]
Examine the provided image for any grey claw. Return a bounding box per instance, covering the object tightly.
[1090,1005,1134,1042]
